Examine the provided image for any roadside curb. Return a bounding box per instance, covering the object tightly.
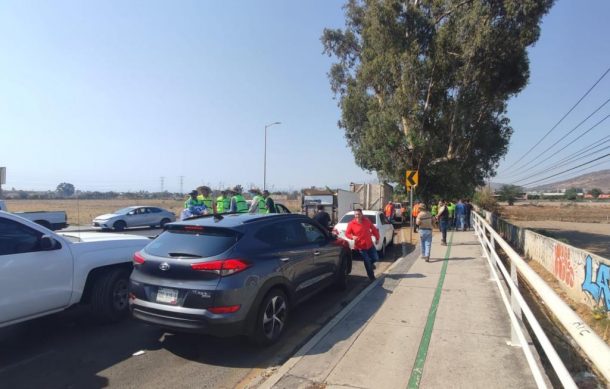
[257,241,417,389]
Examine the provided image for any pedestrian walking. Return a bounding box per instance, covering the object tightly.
[384,200,395,223]
[345,208,380,281]
[416,204,434,262]
[455,199,466,231]
[412,201,421,233]
[464,199,473,230]
[437,200,449,245]
[447,201,456,230]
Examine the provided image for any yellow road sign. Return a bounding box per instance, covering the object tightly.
[406,170,418,188]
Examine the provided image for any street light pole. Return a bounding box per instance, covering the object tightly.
[264,121,281,191]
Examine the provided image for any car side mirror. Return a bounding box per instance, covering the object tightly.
[40,235,56,250]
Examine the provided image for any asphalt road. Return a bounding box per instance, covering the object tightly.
[0,227,413,389]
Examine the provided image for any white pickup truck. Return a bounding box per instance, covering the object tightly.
[0,199,68,230]
[0,211,150,328]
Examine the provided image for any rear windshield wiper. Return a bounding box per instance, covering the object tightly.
[167,252,203,258]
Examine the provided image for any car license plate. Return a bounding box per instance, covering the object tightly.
[156,287,179,304]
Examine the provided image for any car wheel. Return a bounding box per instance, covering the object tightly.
[160,218,171,228]
[378,239,386,258]
[251,289,289,346]
[90,268,130,323]
[334,252,350,290]
[113,220,126,231]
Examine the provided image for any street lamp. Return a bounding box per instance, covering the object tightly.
[264,121,281,191]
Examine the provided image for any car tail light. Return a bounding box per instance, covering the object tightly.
[208,305,241,314]
[133,251,145,264]
[183,225,205,231]
[191,258,250,276]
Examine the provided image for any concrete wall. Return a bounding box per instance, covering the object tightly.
[481,210,610,313]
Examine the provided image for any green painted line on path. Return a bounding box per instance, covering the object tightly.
[407,230,454,389]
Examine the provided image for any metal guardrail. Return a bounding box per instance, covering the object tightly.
[472,211,610,388]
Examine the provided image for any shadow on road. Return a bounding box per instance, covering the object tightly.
[0,241,414,389]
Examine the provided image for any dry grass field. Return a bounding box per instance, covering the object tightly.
[500,202,610,258]
[499,201,610,223]
[5,198,302,226]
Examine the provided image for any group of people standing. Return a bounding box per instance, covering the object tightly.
[182,185,276,220]
[414,198,473,261]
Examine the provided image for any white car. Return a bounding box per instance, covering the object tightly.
[333,210,395,257]
[93,206,176,231]
[0,211,150,328]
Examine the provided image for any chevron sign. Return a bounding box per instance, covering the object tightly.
[406,170,418,188]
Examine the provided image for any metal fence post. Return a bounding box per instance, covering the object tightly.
[510,259,522,346]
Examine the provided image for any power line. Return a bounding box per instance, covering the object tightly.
[502,98,610,177]
[520,153,610,187]
[513,144,610,184]
[504,115,610,182]
[501,66,610,171]
[524,159,610,188]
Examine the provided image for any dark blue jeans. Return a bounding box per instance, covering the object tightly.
[359,246,379,280]
[439,219,448,243]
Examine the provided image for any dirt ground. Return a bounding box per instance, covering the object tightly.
[4,198,302,226]
[499,202,610,259]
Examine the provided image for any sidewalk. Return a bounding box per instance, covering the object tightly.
[260,229,539,389]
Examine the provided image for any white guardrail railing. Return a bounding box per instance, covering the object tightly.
[472,211,610,388]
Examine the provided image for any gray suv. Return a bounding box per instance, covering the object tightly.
[129,213,351,345]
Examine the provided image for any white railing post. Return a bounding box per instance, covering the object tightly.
[511,258,522,346]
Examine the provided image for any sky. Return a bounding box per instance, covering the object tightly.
[1,0,609,193]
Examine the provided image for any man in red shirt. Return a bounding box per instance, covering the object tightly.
[345,209,380,281]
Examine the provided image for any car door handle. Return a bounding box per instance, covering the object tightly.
[313,250,321,256]
[280,257,291,262]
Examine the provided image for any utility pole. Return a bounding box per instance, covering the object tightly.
[179,176,184,194]
[160,176,165,192]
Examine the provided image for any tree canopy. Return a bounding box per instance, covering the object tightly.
[322,0,554,200]
[56,182,75,197]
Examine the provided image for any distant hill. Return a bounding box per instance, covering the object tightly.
[530,169,610,192]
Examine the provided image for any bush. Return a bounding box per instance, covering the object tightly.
[473,187,499,213]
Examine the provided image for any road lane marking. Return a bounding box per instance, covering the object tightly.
[407,230,454,389]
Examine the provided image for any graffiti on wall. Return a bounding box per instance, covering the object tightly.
[554,244,574,288]
[581,255,610,310]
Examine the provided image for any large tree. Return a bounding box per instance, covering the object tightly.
[56,182,75,197]
[322,0,553,200]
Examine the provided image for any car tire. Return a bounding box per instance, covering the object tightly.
[378,239,386,258]
[250,288,289,346]
[113,220,126,231]
[90,268,130,323]
[160,218,171,228]
[333,252,350,290]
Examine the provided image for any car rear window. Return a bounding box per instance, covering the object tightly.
[144,226,240,258]
[339,214,376,224]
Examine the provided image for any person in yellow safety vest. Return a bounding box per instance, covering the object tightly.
[248,188,267,214]
[229,186,249,213]
[215,190,231,214]
[196,186,215,213]
[184,190,203,208]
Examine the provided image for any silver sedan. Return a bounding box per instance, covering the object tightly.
[93,206,176,231]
